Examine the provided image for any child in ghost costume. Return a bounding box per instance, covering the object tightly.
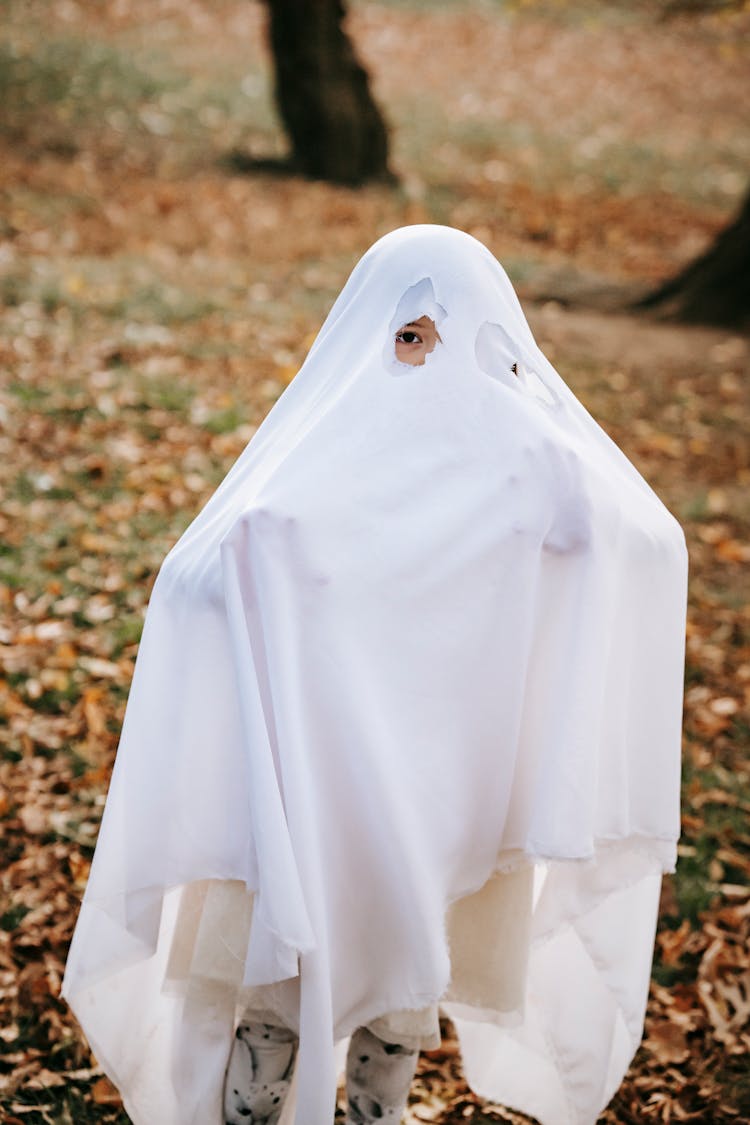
[62,225,687,1125]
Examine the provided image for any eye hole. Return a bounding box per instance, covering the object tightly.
[396,329,422,345]
[393,315,441,369]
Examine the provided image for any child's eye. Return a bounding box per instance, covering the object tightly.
[397,330,422,345]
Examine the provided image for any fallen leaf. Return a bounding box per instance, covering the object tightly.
[644,1020,690,1065]
[91,1075,122,1105]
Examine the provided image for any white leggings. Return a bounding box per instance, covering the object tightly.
[224,1017,421,1125]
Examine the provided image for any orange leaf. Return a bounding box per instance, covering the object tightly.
[91,1076,122,1105]
[715,538,750,563]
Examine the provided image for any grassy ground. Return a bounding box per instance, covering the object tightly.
[0,0,748,1122]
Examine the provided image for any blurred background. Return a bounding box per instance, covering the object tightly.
[0,1,748,1122]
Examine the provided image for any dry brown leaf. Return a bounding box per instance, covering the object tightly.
[657,920,693,966]
[82,687,108,737]
[644,1020,691,1066]
[24,1068,66,1089]
[18,804,48,836]
[91,1075,123,1105]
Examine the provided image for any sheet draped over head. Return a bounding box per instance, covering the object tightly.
[62,225,687,1125]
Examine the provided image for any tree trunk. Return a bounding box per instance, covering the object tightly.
[637,186,750,328]
[266,0,391,185]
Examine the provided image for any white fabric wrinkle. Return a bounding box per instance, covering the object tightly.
[220,525,315,985]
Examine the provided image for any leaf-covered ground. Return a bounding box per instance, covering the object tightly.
[0,1,748,1122]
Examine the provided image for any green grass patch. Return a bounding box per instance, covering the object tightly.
[1,259,221,329]
[110,616,144,656]
[673,832,723,922]
[676,760,750,923]
[203,405,247,434]
[0,22,279,172]
[0,903,31,932]
[131,371,195,414]
[0,37,175,140]
[102,284,219,325]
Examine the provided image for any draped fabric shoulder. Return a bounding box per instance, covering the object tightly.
[62,225,687,1125]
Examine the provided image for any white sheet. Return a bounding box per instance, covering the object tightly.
[63,225,687,1125]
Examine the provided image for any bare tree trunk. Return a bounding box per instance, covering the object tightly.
[637,186,750,328]
[266,0,391,185]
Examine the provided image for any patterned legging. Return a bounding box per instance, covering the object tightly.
[224,1020,419,1125]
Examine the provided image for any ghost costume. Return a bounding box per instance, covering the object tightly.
[62,225,687,1125]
